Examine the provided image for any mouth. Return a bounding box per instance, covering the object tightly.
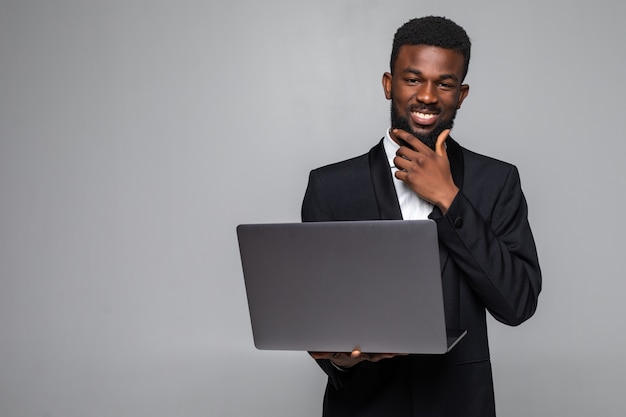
[410,109,439,127]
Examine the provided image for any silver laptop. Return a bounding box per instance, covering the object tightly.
[236,220,466,354]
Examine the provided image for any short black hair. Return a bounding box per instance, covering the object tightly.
[390,16,471,80]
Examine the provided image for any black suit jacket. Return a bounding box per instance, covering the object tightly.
[301,138,541,417]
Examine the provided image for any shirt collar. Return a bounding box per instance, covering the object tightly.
[383,129,399,169]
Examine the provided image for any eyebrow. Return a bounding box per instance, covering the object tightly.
[401,68,460,82]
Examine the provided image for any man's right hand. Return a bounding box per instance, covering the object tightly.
[309,350,405,369]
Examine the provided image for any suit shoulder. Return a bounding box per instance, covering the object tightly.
[456,144,525,210]
[460,145,518,176]
[310,152,370,177]
[309,139,384,177]
[302,146,381,221]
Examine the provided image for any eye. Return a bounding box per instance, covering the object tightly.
[406,78,421,85]
[438,82,455,89]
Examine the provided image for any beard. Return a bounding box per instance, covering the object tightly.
[390,99,456,150]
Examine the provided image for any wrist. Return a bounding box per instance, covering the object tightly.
[436,186,459,214]
[330,360,349,372]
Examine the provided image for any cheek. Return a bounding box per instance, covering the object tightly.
[395,86,414,98]
[391,88,414,108]
[442,96,460,112]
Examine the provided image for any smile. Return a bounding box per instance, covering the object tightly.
[411,110,438,126]
[412,111,437,120]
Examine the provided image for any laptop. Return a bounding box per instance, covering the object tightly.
[236,220,466,354]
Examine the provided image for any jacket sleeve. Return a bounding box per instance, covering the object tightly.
[301,169,334,222]
[300,169,356,388]
[430,165,541,326]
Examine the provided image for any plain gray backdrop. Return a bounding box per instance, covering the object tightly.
[1,1,625,416]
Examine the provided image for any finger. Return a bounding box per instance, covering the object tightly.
[350,349,362,358]
[378,353,396,359]
[435,129,451,157]
[392,128,429,152]
[309,352,330,360]
[395,148,412,162]
[393,155,410,172]
[389,128,409,147]
[366,353,397,362]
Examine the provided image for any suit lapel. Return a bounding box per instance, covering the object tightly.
[446,137,464,191]
[437,137,465,330]
[368,139,403,220]
[433,137,464,276]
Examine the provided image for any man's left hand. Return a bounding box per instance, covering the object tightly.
[392,128,459,214]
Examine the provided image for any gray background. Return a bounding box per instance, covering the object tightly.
[1,1,624,416]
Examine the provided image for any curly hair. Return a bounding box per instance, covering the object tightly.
[390,16,471,80]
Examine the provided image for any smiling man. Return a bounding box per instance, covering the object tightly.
[301,16,542,417]
[386,43,468,151]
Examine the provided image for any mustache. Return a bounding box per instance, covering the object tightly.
[410,104,440,112]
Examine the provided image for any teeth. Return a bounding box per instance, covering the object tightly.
[412,111,436,119]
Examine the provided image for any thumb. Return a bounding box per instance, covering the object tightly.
[435,129,451,157]
[309,352,330,360]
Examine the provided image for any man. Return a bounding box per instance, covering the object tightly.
[301,16,541,417]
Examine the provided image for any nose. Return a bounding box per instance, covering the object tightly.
[416,82,438,104]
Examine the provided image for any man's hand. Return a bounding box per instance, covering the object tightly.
[392,128,459,214]
[309,350,404,369]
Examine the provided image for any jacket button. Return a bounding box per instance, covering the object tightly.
[454,217,463,228]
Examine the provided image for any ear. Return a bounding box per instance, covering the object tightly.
[382,72,392,100]
[456,84,470,109]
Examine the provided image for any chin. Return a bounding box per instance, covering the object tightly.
[412,126,435,136]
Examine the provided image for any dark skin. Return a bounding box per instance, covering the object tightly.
[386,45,469,214]
[311,45,470,368]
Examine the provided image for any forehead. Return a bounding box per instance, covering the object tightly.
[394,44,465,78]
